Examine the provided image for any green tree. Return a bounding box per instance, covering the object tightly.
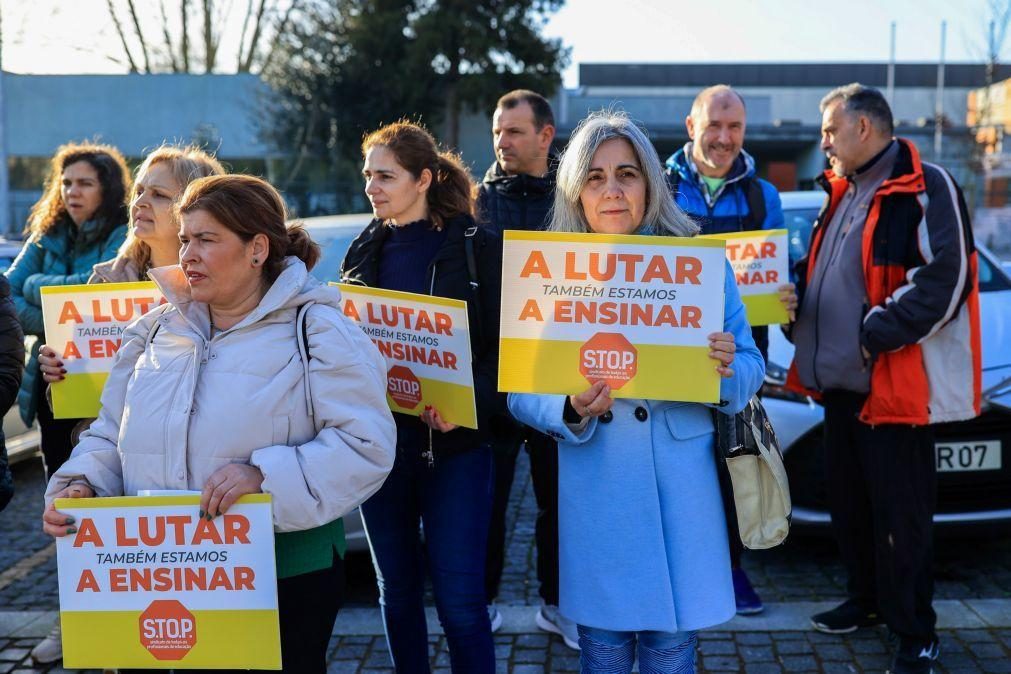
[410,0,569,148]
[261,0,568,195]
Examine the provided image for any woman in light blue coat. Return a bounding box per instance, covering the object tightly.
[507,111,765,674]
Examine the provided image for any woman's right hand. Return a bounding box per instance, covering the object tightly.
[42,484,95,538]
[38,344,66,383]
[568,381,613,418]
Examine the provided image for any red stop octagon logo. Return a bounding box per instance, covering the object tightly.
[388,365,423,409]
[579,332,638,390]
[139,600,196,661]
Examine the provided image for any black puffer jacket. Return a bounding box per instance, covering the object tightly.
[340,214,504,453]
[475,157,557,234]
[0,275,25,510]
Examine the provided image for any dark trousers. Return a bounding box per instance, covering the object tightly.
[360,443,495,673]
[485,424,560,605]
[35,382,77,480]
[121,553,345,673]
[823,390,937,641]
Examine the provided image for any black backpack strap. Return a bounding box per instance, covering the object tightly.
[463,226,486,348]
[745,179,767,230]
[295,302,317,428]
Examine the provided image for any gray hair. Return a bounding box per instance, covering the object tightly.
[819,83,894,135]
[550,110,699,237]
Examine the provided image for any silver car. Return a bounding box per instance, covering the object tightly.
[764,191,1011,532]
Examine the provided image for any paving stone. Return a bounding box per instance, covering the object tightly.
[701,655,742,671]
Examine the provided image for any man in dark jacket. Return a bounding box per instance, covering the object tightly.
[0,275,25,510]
[789,84,981,674]
[475,90,577,649]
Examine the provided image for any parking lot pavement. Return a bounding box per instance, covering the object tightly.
[4,455,1011,672]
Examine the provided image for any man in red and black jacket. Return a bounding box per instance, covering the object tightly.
[786,83,981,674]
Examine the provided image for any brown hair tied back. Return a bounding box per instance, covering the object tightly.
[361,121,473,229]
[177,174,320,283]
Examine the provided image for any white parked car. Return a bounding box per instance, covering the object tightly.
[764,191,1011,532]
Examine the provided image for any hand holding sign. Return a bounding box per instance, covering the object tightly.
[43,483,95,537]
[569,381,614,419]
[708,332,737,379]
[778,283,798,322]
[38,344,66,383]
[200,464,264,519]
[420,405,458,433]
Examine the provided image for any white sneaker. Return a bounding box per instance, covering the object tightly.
[30,621,62,664]
[488,603,503,632]
[535,604,579,650]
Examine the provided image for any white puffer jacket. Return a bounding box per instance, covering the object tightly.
[46,257,396,532]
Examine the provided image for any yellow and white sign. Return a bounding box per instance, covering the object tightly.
[335,284,478,429]
[705,229,789,325]
[55,494,280,670]
[41,282,165,418]
[499,231,726,402]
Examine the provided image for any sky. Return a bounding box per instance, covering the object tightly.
[0,0,1004,87]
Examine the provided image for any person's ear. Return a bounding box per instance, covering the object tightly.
[251,234,269,266]
[417,168,433,194]
[685,115,696,140]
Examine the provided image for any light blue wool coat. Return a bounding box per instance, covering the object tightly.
[507,263,765,633]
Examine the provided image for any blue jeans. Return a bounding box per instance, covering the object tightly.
[360,442,495,673]
[578,625,698,674]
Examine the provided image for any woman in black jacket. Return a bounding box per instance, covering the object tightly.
[340,121,502,673]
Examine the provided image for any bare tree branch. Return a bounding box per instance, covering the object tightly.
[181,0,191,71]
[240,0,270,73]
[236,0,255,70]
[125,0,152,73]
[159,0,180,72]
[106,0,140,72]
[259,0,301,75]
[202,0,216,73]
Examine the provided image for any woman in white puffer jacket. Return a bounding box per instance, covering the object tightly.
[41,174,396,673]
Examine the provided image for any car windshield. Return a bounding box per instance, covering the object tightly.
[782,205,1010,293]
[307,228,363,284]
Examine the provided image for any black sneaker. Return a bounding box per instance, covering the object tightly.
[887,636,940,674]
[810,599,883,634]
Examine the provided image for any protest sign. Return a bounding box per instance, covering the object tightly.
[704,229,789,325]
[55,494,280,670]
[335,284,477,429]
[41,282,165,418]
[499,231,726,402]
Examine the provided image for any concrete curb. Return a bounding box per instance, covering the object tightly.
[6,599,1011,638]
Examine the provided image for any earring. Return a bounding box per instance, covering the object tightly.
[252,258,259,265]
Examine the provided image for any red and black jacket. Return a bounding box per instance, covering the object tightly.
[788,138,981,425]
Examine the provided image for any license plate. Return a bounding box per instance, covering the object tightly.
[935,440,1002,472]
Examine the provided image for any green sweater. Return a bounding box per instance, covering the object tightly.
[275,518,346,579]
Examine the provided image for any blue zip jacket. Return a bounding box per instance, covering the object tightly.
[665,143,784,234]
[665,144,785,360]
[5,217,127,425]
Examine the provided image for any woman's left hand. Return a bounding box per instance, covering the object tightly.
[200,464,264,519]
[708,331,736,379]
[420,405,458,433]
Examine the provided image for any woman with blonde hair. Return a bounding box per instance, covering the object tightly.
[29,144,224,666]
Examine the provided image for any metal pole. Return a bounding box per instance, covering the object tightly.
[934,20,946,160]
[886,21,896,107]
[0,3,11,236]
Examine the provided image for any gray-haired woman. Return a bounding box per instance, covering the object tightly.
[507,111,765,674]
